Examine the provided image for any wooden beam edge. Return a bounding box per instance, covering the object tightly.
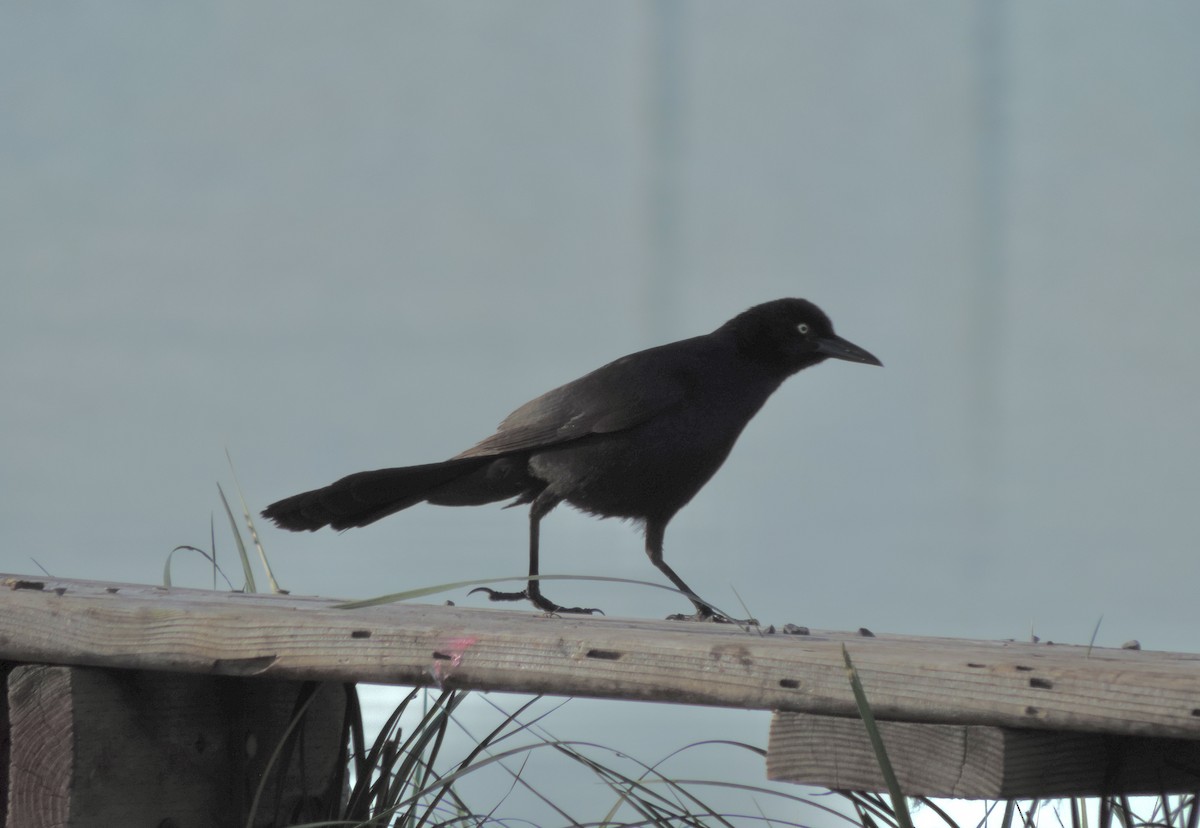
[1,575,1198,740]
[768,712,1200,798]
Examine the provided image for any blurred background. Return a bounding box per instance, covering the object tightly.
[3,3,1198,822]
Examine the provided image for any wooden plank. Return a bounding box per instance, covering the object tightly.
[768,712,1200,798]
[6,665,346,828]
[1,574,1199,740]
[0,663,10,828]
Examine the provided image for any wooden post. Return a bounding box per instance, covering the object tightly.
[768,712,1200,798]
[4,665,346,828]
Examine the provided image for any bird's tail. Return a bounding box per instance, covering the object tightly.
[261,456,494,531]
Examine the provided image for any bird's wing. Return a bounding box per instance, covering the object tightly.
[454,342,701,459]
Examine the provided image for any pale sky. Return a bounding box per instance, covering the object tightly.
[3,3,1198,823]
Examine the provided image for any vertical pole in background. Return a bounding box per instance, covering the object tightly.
[968,2,1009,575]
[643,0,687,340]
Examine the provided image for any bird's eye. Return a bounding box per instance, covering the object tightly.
[796,323,810,335]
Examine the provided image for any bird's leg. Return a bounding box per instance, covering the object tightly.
[470,491,602,615]
[645,520,757,625]
[642,520,715,618]
[524,493,602,615]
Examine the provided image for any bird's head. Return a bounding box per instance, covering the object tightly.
[726,298,882,375]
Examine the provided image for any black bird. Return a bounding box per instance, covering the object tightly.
[262,299,880,620]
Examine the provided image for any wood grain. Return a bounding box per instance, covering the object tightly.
[2,574,1198,740]
[5,664,345,828]
[769,712,1200,798]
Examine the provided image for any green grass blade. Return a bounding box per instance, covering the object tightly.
[1000,798,1017,828]
[1086,615,1104,658]
[416,695,544,828]
[335,573,744,622]
[842,644,914,828]
[217,482,256,593]
[163,544,236,591]
[209,514,217,590]
[243,682,321,828]
[225,448,284,594]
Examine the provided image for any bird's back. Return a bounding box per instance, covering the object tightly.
[516,329,790,522]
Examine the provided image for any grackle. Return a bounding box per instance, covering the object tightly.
[262,299,880,621]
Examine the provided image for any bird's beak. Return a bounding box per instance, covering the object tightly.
[816,334,882,367]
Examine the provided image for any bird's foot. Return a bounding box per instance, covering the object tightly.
[469,587,603,616]
[667,608,759,626]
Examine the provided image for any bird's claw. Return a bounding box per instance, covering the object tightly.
[469,587,603,616]
[469,586,528,603]
[541,605,605,617]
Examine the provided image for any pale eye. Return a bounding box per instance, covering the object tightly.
[796,323,810,335]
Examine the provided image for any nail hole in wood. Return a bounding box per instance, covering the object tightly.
[586,649,622,660]
[351,630,372,639]
[779,679,800,689]
[1029,677,1053,689]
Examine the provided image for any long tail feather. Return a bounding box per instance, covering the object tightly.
[261,457,491,531]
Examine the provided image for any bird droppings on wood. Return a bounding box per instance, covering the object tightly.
[711,644,753,668]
